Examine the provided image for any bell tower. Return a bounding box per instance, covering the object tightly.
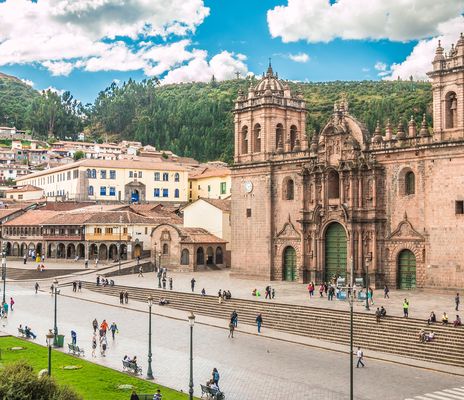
[427,34,464,141]
[233,62,307,164]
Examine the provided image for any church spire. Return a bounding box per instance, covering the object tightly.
[266,58,274,77]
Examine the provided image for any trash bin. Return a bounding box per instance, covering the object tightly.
[53,334,65,348]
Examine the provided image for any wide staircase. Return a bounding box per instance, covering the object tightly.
[81,282,464,368]
[6,267,83,280]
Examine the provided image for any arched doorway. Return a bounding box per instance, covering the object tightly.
[215,247,223,264]
[283,246,297,281]
[5,242,11,256]
[196,247,204,265]
[131,189,140,203]
[324,223,347,280]
[89,244,98,259]
[397,249,416,289]
[67,243,76,259]
[134,244,142,258]
[57,243,65,258]
[77,243,85,258]
[120,244,127,260]
[36,243,42,257]
[12,242,19,257]
[99,244,108,260]
[48,243,55,258]
[20,243,27,257]
[206,247,214,265]
[109,244,118,260]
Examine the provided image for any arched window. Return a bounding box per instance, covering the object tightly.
[328,170,340,199]
[241,126,248,154]
[445,91,457,129]
[91,169,97,178]
[174,189,180,198]
[180,249,189,265]
[276,123,284,148]
[253,124,261,153]
[290,125,297,151]
[405,171,415,195]
[215,247,223,264]
[174,173,180,182]
[196,247,204,265]
[86,169,92,178]
[154,172,160,181]
[162,243,169,255]
[162,173,169,181]
[283,177,294,200]
[88,186,94,196]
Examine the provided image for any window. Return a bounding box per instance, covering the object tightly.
[220,182,227,195]
[181,249,189,265]
[456,201,464,215]
[154,188,160,197]
[163,243,169,255]
[138,171,142,178]
[405,171,415,195]
[100,170,106,179]
[100,186,107,196]
[110,170,116,179]
[109,186,116,196]
[129,171,133,178]
[174,173,180,182]
[445,91,457,129]
[283,178,294,200]
[18,194,23,200]
[105,227,113,234]
[253,123,261,152]
[174,189,180,198]
[94,227,102,235]
[73,170,78,179]
[276,123,284,148]
[163,188,169,198]
[162,172,169,181]
[123,227,128,234]
[88,186,94,196]
[91,169,96,178]
[290,125,298,151]
[67,171,71,180]
[145,227,148,234]
[246,208,252,218]
[154,172,160,181]
[327,170,340,199]
[241,126,248,154]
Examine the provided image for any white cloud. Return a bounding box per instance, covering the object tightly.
[42,60,76,76]
[385,16,463,80]
[267,0,463,43]
[374,61,387,71]
[43,86,65,96]
[288,52,310,63]
[20,78,34,87]
[163,51,248,84]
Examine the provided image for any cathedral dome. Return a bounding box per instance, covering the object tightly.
[254,62,284,95]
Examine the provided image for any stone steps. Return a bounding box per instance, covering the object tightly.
[81,282,464,367]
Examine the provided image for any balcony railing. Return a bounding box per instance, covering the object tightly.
[85,233,131,241]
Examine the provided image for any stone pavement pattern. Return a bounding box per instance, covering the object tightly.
[2,282,464,400]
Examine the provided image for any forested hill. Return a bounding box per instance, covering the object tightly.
[90,78,432,162]
[0,71,432,163]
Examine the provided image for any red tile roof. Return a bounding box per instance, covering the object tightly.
[179,227,227,244]
[3,210,59,226]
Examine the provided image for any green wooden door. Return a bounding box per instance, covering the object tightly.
[398,249,416,289]
[325,223,347,280]
[283,247,297,281]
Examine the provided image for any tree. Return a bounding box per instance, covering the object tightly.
[73,150,85,161]
[0,360,81,400]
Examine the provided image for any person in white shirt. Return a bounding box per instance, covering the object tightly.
[356,347,365,368]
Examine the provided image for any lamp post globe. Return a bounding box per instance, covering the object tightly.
[365,258,370,311]
[46,329,54,376]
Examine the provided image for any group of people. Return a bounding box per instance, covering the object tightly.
[306,282,338,301]
[157,268,173,290]
[19,324,37,339]
[427,311,461,327]
[72,281,82,292]
[130,389,162,400]
[91,318,118,357]
[123,355,138,366]
[1,297,13,317]
[218,289,232,303]
[119,291,129,304]
[419,329,436,343]
[35,264,46,272]
[374,306,387,323]
[24,250,44,265]
[205,368,221,391]
[96,276,114,287]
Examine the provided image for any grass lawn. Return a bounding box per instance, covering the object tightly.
[0,336,193,400]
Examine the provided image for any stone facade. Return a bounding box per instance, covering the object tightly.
[231,36,464,289]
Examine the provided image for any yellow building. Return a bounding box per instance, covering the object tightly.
[16,159,189,203]
[188,165,231,201]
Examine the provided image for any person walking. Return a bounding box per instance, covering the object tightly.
[319,284,325,298]
[72,281,76,292]
[169,277,173,290]
[138,266,143,277]
[78,281,82,292]
[212,368,220,389]
[95,258,99,268]
[356,347,365,368]
[136,256,140,266]
[34,282,39,294]
[256,313,263,333]
[191,277,196,292]
[71,330,77,345]
[91,333,97,357]
[231,310,238,327]
[119,291,124,304]
[403,298,409,318]
[92,318,98,333]
[272,288,275,299]
[162,276,166,289]
[23,254,27,264]
[265,285,271,299]
[100,319,109,335]
[455,293,460,311]
[110,322,118,339]
[228,320,235,338]
[9,297,14,311]
[124,291,129,304]
[384,285,390,299]
[375,307,381,324]
[100,335,108,356]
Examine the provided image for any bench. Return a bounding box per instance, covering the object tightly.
[67,343,85,357]
[122,360,142,375]
[18,327,26,337]
[200,384,225,400]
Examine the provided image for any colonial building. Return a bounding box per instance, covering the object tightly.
[231,36,464,289]
[188,163,231,201]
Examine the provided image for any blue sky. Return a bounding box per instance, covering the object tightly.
[0,0,462,103]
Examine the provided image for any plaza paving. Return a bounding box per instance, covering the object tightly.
[1,282,464,400]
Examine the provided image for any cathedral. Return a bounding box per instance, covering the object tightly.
[230,35,464,289]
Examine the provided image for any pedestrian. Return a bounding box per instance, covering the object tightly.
[96,276,100,286]
[100,319,109,335]
[375,307,381,324]
[201,288,206,296]
[212,368,220,389]
[34,282,39,294]
[41,254,45,263]
[403,298,409,318]
[9,297,14,311]
[384,285,390,299]
[85,259,89,268]
[265,285,271,299]
[119,291,124,304]
[307,282,314,298]
[110,322,118,339]
[256,313,263,333]
[95,258,99,268]
[130,390,140,400]
[91,333,97,357]
[162,276,166,289]
[356,347,365,368]
[138,266,143,277]
[100,335,107,356]
[191,277,196,292]
[124,291,129,304]
[169,277,173,290]
[23,254,27,264]
[319,284,324,298]
[92,318,98,333]
[455,293,460,311]
[72,281,76,292]
[2,301,8,315]
[71,330,77,345]
[228,321,235,338]
[136,256,140,266]
[231,310,238,327]
[153,389,162,400]
[78,281,82,292]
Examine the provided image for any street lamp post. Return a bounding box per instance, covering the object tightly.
[53,279,59,346]
[158,251,162,288]
[188,312,195,400]
[118,215,123,276]
[147,295,154,380]
[46,329,54,376]
[154,242,157,272]
[349,257,354,400]
[365,258,370,311]
[1,250,6,304]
